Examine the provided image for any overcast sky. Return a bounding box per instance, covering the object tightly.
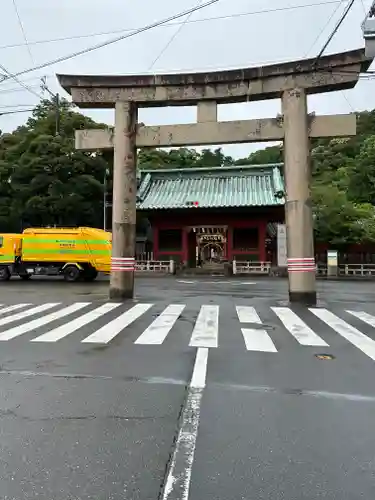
[0,0,374,158]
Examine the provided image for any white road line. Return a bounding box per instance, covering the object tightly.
[241,328,277,352]
[162,348,208,500]
[81,303,153,344]
[190,347,208,389]
[0,303,91,341]
[189,305,219,348]
[0,303,32,316]
[310,308,375,361]
[134,304,185,345]
[32,302,122,342]
[347,310,375,328]
[0,303,59,327]
[236,305,262,324]
[272,307,328,346]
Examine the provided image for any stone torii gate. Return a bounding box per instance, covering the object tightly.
[57,48,371,304]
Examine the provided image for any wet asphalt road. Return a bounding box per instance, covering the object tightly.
[0,276,375,499]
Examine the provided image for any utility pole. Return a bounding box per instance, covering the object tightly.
[54,93,60,136]
[40,77,60,135]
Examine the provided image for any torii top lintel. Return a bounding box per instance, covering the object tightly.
[57,49,371,108]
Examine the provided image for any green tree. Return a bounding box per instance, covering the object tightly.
[0,98,108,231]
[3,99,375,248]
[312,183,375,246]
[346,135,375,204]
[235,145,283,165]
[138,146,233,169]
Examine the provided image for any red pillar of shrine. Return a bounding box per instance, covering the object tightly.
[153,226,159,260]
[259,221,267,262]
[182,228,188,265]
[227,227,233,261]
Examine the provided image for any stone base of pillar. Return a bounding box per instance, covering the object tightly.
[289,291,317,306]
[109,287,134,300]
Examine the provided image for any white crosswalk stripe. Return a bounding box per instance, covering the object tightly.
[189,305,219,348]
[310,308,375,361]
[272,307,328,346]
[0,302,90,341]
[81,303,153,344]
[32,302,122,342]
[0,303,32,316]
[2,302,375,358]
[347,310,375,328]
[135,304,185,345]
[236,306,277,352]
[0,303,60,327]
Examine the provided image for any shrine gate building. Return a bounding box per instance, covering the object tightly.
[131,164,285,267]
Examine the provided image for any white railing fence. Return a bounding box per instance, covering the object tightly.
[133,260,375,277]
[317,264,375,276]
[234,262,375,276]
[233,260,271,275]
[135,260,174,273]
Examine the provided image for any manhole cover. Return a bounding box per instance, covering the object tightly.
[315,354,335,360]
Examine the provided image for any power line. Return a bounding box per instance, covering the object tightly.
[148,0,204,70]
[0,0,220,83]
[0,84,40,94]
[0,108,34,116]
[0,61,44,99]
[0,73,53,86]
[0,1,342,51]
[360,0,368,16]
[0,103,37,109]
[314,0,356,65]
[304,0,345,57]
[12,0,34,65]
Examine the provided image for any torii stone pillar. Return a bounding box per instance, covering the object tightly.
[282,88,315,304]
[110,101,137,299]
[57,48,372,303]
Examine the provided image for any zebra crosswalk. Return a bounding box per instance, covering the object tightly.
[1,302,375,360]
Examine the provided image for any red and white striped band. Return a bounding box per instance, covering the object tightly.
[111,257,135,272]
[287,257,316,273]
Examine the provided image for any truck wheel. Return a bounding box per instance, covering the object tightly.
[63,265,81,282]
[83,269,98,282]
[19,273,31,280]
[0,266,11,281]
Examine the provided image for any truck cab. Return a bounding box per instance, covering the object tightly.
[0,233,22,281]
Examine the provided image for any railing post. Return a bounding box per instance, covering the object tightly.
[169,259,175,274]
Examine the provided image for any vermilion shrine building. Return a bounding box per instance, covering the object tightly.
[133,164,285,266]
[106,162,373,267]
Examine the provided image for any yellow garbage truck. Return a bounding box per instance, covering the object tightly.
[0,227,111,282]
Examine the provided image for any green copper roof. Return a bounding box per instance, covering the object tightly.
[137,164,285,210]
[136,164,285,210]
